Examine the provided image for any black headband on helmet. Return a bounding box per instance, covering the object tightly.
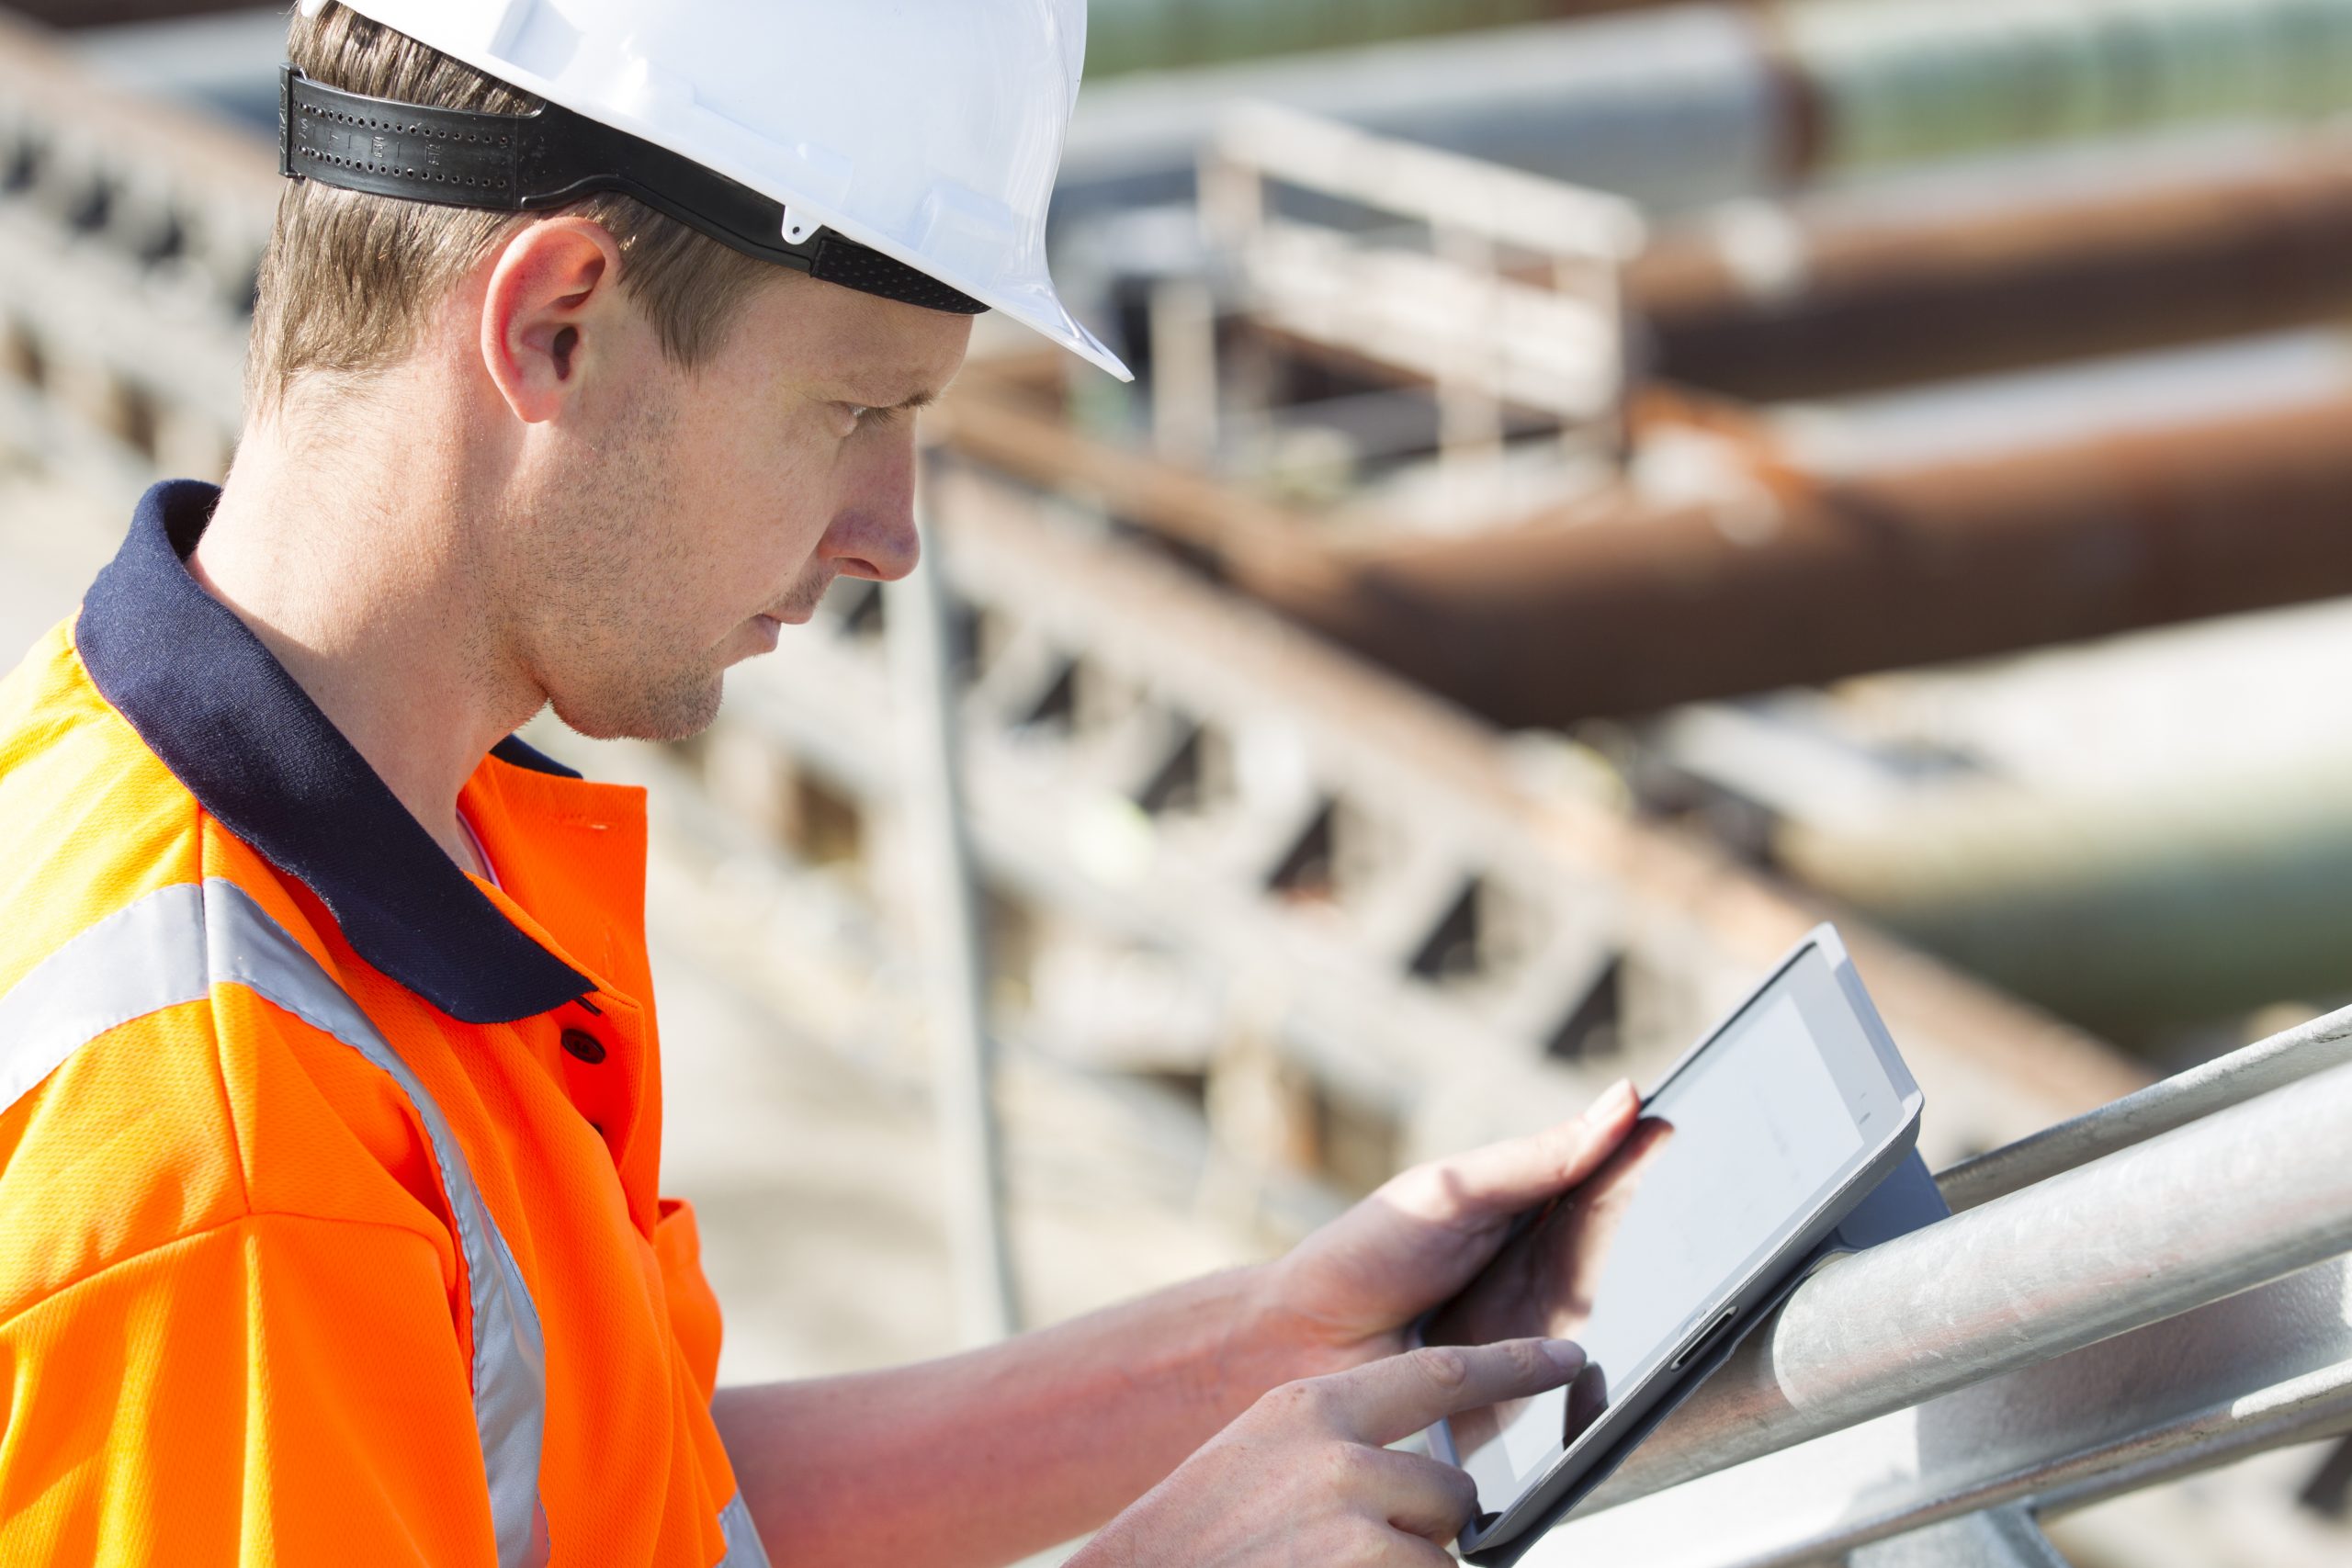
[277,65,988,316]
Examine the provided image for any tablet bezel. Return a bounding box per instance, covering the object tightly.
[1435,923,1925,1555]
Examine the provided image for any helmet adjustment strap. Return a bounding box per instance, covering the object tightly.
[277,65,987,316]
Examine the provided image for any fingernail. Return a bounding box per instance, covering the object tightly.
[1543,1339,1587,1373]
[1607,1079,1637,1112]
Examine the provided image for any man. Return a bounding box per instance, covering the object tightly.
[0,3,1639,1563]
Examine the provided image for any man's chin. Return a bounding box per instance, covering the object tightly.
[548,671,726,745]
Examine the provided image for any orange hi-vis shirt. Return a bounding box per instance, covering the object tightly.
[0,482,770,1566]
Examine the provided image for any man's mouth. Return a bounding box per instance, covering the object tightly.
[759,573,835,628]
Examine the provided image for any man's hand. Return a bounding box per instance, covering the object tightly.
[1256,1080,1641,1374]
[713,1086,1641,1568]
[1073,1339,1588,1567]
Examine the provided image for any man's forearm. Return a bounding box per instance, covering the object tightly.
[714,1263,1320,1568]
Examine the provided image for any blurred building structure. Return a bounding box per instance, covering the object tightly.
[6,4,2352,1565]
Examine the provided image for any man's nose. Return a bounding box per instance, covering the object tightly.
[819,502,921,582]
[821,431,924,581]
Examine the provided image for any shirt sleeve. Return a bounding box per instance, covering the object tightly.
[0,1211,499,1567]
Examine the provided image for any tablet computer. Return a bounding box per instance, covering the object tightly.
[1421,924,1924,1558]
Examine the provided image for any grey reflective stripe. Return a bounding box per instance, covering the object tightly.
[717,1493,774,1568]
[0,879,551,1568]
[0,883,211,1108]
[202,879,550,1567]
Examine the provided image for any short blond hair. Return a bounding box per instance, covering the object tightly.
[250,3,773,409]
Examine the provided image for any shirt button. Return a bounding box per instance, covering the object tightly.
[560,1029,608,1065]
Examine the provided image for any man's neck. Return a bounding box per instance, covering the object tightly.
[192,400,541,875]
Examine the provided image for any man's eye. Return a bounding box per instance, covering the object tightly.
[844,404,910,434]
[837,402,911,436]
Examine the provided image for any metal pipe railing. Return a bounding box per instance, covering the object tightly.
[1543,1269,2352,1566]
[1939,1001,2352,1212]
[1573,1054,2352,1514]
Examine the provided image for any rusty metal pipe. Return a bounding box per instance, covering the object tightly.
[1634,137,2352,399]
[1237,390,2352,725]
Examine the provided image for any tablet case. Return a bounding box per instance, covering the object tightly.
[1464,1149,1953,1566]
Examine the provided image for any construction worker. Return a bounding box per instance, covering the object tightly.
[0,3,1641,1563]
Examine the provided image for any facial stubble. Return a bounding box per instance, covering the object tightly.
[521,388,732,743]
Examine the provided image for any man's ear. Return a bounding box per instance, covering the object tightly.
[480,216,628,424]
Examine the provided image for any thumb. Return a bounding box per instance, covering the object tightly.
[1396,1081,1639,1224]
[1329,1338,1588,1448]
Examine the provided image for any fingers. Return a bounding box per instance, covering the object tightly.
[1363,1448,1483,1545]
[1330,1338,1588,1447]
[1401,1078,1639,1220]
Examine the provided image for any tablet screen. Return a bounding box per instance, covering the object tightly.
[1427,951,1890,1513]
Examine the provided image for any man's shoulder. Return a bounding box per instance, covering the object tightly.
[1,613,180,792]
[0,625,450,1325]
[0,616,211,981]
[0,615,113,769]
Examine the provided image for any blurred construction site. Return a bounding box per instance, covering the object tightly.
[9,2,2352,1564]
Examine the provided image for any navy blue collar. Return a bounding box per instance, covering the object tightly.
[77,480,593,1024]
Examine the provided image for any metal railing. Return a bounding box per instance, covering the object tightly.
[1523,1011,2352,1566]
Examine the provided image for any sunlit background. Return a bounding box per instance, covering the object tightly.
[6,2,2352,1563]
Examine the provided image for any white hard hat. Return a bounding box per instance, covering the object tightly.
[290,0,1131,379]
